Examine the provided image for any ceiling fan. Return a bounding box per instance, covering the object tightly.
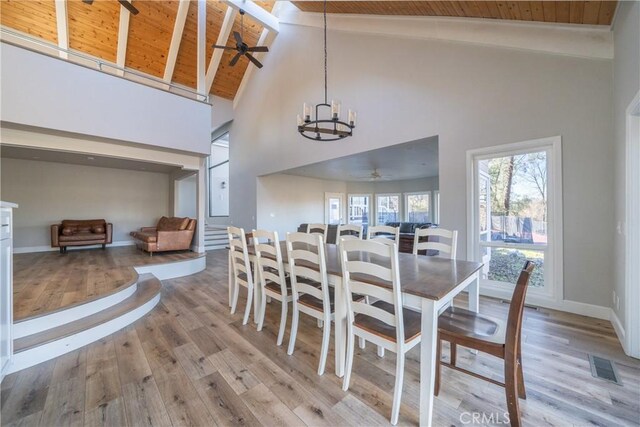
[82,0,139,16]
[212,9,269,69]
[350,168,392,181]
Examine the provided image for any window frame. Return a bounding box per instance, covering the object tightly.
[375,193,402,226]
[347,193,372,226]
[404,191,432,223]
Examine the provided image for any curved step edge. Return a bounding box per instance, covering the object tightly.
[13,278,139,339]
[7,283,160,374]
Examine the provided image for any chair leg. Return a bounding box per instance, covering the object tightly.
[230,281,240,315]
[377,346,385,358]
[242,285,253,326]
[276,300,287,346]
[257,289,267,332]
[318,316,331,376]
[390,352,405,425]
[342,327,355,391]
[358,337,366,349]
[450,342,457,367]
[434,338,442,396]
[287,304,299,355]
[504,357,522,427]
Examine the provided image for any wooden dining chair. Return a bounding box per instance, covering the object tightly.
[412,227,458,259]
[366,225,400,246]
[340,239,421,425]
[306,223,328,243]
[337,224,363,240]
[227,226,254,325]
[435,261,535,427]
[252,229,291,346]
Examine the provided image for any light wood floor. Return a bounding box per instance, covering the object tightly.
[2,250,639,426]
[13,247,203,321]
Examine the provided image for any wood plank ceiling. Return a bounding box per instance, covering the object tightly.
[0,0,274,100]
[1,1,616,101]
[292,1,618,26]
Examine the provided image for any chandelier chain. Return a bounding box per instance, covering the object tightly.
[324,0,327,104]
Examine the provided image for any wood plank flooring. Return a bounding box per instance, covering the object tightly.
[13,246,202,321]
[2,250,639,426]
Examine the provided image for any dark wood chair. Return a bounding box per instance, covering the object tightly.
[435,261,535,427]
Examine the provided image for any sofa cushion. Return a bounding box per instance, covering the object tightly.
[61,227,74,236]
[62,219,106,228]
[132,231,157,243]
[399,223,414,233]
[157,216,189,231]
[92,225,105,234]
[59,233,106,242]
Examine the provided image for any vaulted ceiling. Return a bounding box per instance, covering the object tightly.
[0,1,617,102]
[292,1,618,25]
[0,0,275,100]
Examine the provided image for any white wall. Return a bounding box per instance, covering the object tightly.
[1,43,211,155]
[211,95,234,132]
[1,158,170,250]
[231,21,614,309]
[256,174,347,237]
[612,1,640,328]
[175,175,197,219]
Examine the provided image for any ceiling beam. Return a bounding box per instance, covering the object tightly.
[196,0,206,99]
[223,0,279,34]
[233,28,276,109]
[206,5,237,93]
[116,3,131,77]
[163,0,190,83]
[54,0,68,59]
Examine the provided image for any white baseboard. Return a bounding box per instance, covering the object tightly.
[134,255,206,280]
[479,287,611,320]
[13,240,135,254]
[610,309,627,350]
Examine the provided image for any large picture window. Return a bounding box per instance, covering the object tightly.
[348,194,371,226]
[376,194,400,225]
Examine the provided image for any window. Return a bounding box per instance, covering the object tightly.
[376,194,400,225]
[208,133,229,217]
[348,194,371,225]
[434,190,440,224]
[405,192,431,223]
[468,137,562,300]
[324,192,345,225]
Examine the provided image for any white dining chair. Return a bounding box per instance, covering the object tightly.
[227,226,254,325]
[340,238,421,425]
[306,223,328,242]
[413,227,458,259]
[337,224,363,240]
[252,229,291,346]
[287,231,357,375]
[366,224,400,246]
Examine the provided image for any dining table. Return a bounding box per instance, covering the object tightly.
[230,241,483,427]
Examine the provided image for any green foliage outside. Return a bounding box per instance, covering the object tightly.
[488,248,544,288]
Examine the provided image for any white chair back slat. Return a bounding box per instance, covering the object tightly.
[337,224,363,240]
[344,261,393,282]
[351,301,397,327]
[288,249,320,265]
[367,225,400,244]
[350,280,394,302]
[286,232,330,315]
[293,265,324,284]
[413,228,458,259]
[306,223,328,243]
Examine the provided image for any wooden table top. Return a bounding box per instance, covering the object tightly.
[247,242,483,302]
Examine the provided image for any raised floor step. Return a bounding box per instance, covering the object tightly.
[9,274,161,373]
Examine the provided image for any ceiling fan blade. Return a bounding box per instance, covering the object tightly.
[233,31,243,44]
[212,44,236,50]
[82,0,94,4]
[229,52,242,67]
[245,53,263,69]
[118,0,139,15]
[246,46,269,53]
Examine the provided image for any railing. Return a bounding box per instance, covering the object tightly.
[1,27,210,103]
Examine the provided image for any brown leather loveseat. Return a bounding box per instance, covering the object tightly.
[51,219,113,253]
[130,216,196,255]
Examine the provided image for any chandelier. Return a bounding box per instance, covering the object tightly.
[297,0,356,141]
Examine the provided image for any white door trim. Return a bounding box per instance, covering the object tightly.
[625,90,640,358]
[324,192,345,225]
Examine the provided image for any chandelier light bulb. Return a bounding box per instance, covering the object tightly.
[331,100,341,120]
[348,110,357,127]
[303,103,312,122]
